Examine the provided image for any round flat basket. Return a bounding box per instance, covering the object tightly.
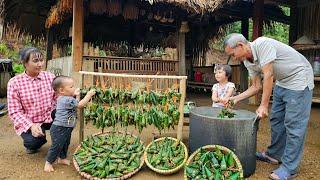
[184,145,243,180]
[73,131,145,180]
[144,137,188,175]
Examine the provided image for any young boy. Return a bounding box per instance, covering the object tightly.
[44,76,95,172]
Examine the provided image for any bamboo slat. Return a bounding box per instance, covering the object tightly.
[83,56,179,75]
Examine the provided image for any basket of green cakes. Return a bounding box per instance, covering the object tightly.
[144,137,188,175]
[73,131,145,180]
[184,145,243,180]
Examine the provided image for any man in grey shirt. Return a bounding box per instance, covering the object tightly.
[222,33,313,179]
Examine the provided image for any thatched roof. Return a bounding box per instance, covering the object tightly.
[0,1,4,20]
[2,0,289,36]
[149,0,235,13]
[2,0,289,59]
[44,0,237,28]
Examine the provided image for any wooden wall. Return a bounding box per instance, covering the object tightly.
[46,56,73,76]
[191,65,241,89]
[297,0,320,40]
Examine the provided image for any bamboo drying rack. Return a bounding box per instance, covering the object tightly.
[78,71,187,142]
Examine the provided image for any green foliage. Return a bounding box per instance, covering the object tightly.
[212,6,290,50]
[99,50,107,57]
[0,42,10,57]
[66,44,72,56]
[0,42,20,60]
[12,63,25,75]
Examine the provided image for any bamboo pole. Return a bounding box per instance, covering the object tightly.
[79,73,85,142]
[177,78,186,140]
[79,71,187,80]
[252,0,264,40]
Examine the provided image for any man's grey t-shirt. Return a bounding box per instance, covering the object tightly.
[244,37,314,91]
[53,96,78,128]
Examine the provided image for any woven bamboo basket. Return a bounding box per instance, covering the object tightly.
[73,131,145,180]
[184,145,243,180]
[144,137,188,175]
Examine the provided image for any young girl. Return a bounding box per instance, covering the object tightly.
[211,64,235,107]
[44,76,95,172]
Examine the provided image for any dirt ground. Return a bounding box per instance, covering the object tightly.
[0,92,319,180]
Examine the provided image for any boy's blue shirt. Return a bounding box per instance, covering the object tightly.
[52,96,78,128]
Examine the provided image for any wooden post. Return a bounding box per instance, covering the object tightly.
[250,0,264,105]
[79,74,85,142]
[72,0,84,72]
[177,78,186,140]
[252,0,264,40]
[240,19,249,92]
[178,32,186,75]
[241,19,249,39]
[0,18,3,40]
[289,0,298,45]
[45,28,54,69]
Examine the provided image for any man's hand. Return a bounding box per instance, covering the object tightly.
[30,124,44,137]
[219,97,229,105]
[220,97,239,107]
[256,105,269,118]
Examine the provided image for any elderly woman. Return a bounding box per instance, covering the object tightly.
[7,47,56,154]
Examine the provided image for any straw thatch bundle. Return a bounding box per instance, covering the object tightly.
[123,0,139,20]
[106,0,122,17]
[89,0,107,15]
[45,0,234,28]
[59,0,73,14]
[0,0,4,19]
[45,5,60,28]
[149,0,235,13]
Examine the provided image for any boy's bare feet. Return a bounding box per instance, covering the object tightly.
[57,158,70,165]
[44,161,54,172]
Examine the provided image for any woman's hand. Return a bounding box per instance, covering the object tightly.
[30,124,44,137]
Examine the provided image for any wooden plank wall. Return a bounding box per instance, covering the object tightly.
[297,1,320,40]
[192,65,241,90]
[46,56,73,76]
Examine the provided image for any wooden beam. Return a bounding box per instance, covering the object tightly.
[241,19,249,39]
[212,18,241,27]
[0,18,3,40]
[178,32,186,76]
[289,0,298,45]
[297,0,320,7]
[79,73,84,143]
[45,28,53,66]
[252,0,264,40]
[177,78,186,140]
[219,7,290,24]
[240,19,249,92]
[250,0,264,105]
[72,0,84,72]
